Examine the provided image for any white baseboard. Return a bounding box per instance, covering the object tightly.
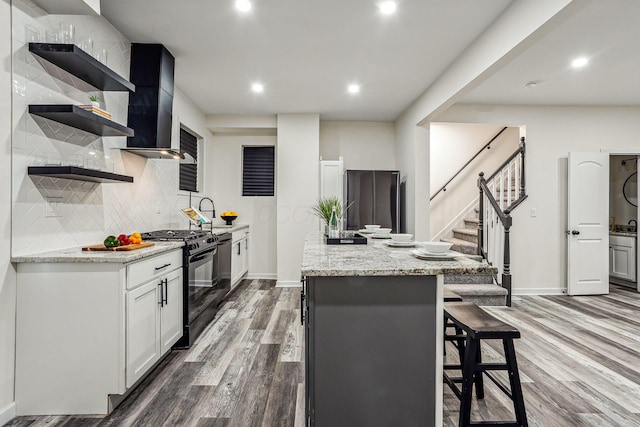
[512,287,566,296]
[276,280,302,288]
[247,273,277,280]
[0,401,16,426]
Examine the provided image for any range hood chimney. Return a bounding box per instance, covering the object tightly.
[122,43,183,159]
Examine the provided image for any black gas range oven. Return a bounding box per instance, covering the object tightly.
[141,229,231,348]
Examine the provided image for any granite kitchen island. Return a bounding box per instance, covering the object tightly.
[300,233,498,427]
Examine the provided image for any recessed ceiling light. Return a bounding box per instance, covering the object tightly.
[235,0,252,13]
[571,57,589,68]
[378,1,397,15]
[251,82,264,93]
[347,84,360,94]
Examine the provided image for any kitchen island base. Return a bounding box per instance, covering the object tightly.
[304,275,443,427]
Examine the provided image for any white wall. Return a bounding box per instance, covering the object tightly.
[319,121,396,170]
[276,114,319,285]
[204,134,277,278]
[438,104,640,294]
[0,0,17,423]
[429,124,519,237]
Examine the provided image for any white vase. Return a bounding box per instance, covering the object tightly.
[90,101,99,108]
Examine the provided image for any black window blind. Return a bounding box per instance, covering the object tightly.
[179,128,198,192]
[243,146,275,196]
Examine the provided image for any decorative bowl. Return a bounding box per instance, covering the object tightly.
[220,215,238,226]
[364,224,381,231]
[390,233,413,242]
[419,241,453,253]
[375,228,392,235]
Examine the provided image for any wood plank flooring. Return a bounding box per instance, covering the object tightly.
[8,282,640,426]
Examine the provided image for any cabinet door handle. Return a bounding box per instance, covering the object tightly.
[300,277,306,325]
[237,242,241,255]
[158,281,164,307]
[155,263,171,271]
[163,278,168,305]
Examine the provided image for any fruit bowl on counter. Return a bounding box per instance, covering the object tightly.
[220,211,238,226]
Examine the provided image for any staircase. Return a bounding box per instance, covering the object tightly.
[441,207,508,306]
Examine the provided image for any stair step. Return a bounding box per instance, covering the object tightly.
[441,237,477,255]
[444,284,507,306]
[444,272,493,284]
[463,217,479,227]
[452,228,478,243]
[463,254,484,262]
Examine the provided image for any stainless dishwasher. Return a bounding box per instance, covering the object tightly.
[216,232,232,302]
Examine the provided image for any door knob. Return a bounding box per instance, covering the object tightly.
[571,230,580,235]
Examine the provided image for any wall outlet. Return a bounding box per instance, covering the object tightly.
[46,197,63,217]
[530,208,537,218]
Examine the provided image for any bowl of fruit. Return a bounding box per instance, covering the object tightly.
[220,211,238,226]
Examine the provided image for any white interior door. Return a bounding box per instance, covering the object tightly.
[567,152,610,295]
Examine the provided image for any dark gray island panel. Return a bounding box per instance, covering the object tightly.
[305,275,440,427]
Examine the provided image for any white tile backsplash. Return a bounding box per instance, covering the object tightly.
[11,0,188,256]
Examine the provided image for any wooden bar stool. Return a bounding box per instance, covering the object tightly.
[443,302,528,427]
[443,288,463,356]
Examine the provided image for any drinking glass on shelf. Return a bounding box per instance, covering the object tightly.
[84,152,100,170]
[58,22,75,44]
[95,48,108,65]
[45,30,59,43]
[78,36,93,55]
[25,25,40,42]
[44,151,62,166]
[67,154,84,167]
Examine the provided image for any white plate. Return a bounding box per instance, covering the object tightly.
[411,249,459,260]
[371,233,392,239]
[384,241,416,247]
[414,248,457,256]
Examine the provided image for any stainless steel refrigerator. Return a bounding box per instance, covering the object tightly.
[344,170,401,232]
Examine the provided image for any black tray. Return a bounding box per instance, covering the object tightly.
[325,233,367,245]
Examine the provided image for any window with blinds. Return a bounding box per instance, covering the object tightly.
[242,146,275,196]
[179,128,198,192]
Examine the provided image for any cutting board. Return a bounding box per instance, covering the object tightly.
[82,242,155,251]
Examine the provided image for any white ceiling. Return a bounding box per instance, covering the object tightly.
[460,0,640,106]
[100,0,513,121]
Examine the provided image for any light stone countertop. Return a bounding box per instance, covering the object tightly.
[610,231,637,238]
[11,241,185,264]
[209,223,249,234]
[301,232,498,277]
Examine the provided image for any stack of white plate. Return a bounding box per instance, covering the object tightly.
[411,246,459,260]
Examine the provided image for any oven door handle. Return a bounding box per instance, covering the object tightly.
[190,247,217,263]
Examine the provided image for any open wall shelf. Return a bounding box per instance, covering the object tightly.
[28,166,134,183]
[29,105,134,137]
[29,43,135,92]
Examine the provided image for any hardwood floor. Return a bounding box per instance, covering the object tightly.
[8,282,640,426]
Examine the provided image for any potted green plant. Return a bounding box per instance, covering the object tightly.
[311,197,352,234]
[89,95,100,108]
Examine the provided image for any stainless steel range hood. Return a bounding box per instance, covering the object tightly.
[123,43,181,159]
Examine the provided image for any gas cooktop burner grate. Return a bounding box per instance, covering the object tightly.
[141,229,211,241]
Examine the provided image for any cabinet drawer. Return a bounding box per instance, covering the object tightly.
[610,235,635,248]
[232,229,249,242]
[127,249,183,290]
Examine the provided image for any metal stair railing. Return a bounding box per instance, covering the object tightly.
[430,127,508,201]
[477,137,528,307]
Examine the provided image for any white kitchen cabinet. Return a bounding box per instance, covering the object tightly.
[231,228,249,289]
[126,267,182,388]
[15,248,183,415]
[609,234,636,283]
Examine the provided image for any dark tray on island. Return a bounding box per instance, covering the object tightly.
[325,232,368,245]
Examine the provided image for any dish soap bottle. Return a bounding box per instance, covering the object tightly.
[329,205,339,238]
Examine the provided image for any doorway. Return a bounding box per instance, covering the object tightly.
[609,155,638,291]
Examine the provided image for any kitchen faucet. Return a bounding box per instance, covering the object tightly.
[628,219,637,231]
[198,197,216,223]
